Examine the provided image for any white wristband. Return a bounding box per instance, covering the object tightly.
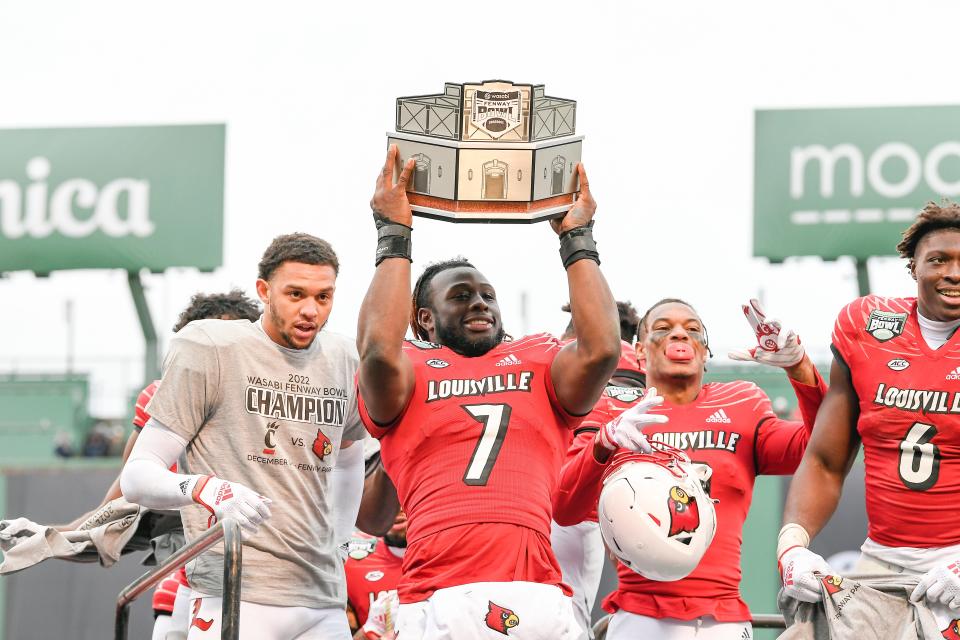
[777,523,811,559]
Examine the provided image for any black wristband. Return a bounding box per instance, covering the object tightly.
[373,212,412,266]
[558,221,600,268]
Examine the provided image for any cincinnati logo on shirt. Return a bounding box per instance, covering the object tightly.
[942,619,960,640]
[649,430,741,453]
[667,486,700,538]
[485,601,519,636]
[426,372,533,402]
[873,383,960,414]
[263,421,280,455]
[865,310,907,342]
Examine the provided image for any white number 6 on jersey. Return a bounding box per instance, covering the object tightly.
[898,421,941,491]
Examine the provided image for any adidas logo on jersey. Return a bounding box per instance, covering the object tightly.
[495,354,522,367]
[705,409,732,424]
[948,367,960,381]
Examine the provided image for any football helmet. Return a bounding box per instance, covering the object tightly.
[598,442,717,581]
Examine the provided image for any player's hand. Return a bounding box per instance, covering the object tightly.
[191,476,272,537]
[362,589,399,639]
[779,546,833,603]
[911,560,960,611]
[370,144,415,228]
[728,299,804,368]
[597,388,668,452]
[550,163,596,235]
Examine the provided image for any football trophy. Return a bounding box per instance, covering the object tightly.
[390,80,582,223]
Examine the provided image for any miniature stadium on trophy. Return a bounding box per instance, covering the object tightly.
[390,80,582,223]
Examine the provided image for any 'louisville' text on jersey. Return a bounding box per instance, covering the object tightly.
[873,383,960,414]
[245,386,347,425]
[426,371,534,402]
[650,430,741,453]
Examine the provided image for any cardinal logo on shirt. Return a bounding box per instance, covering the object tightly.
[485,601,519,635]
[821,575,844,596]
[312,429,333,460]
[667,486,700,538]
[942,619,960,640]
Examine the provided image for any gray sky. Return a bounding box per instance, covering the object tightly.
[0,0,949,415]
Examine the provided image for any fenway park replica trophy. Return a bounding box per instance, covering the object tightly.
[390,80,581,223]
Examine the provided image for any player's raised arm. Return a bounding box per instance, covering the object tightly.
[550,164,621,416]
[777,356,860,601]
[358,145,417,425]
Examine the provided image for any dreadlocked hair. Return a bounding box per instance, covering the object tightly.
[896,201,960,271]
[410,257,476,340]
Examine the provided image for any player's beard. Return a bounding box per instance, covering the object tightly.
[434,317,505,357]
[383,531,407,548]
[270,304,324,350]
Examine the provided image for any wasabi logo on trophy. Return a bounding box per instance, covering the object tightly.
[389,80,582,223]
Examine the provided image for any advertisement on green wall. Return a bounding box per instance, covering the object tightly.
[0,124,225,273]
[754,106,960,261]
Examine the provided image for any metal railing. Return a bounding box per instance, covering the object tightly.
[114,518,242,640]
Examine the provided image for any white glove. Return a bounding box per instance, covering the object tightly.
[728,298,804,368]
[191,475,272,536]
[597,387,668,452]
[779,546,834,603]
[362,590,399,639]
[911,560,960,610]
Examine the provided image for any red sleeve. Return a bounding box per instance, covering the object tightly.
[133,381,160,431]
[356,374,414,440]
[831,296,872,368]
[552,399,613,526]
[755,369,827,475]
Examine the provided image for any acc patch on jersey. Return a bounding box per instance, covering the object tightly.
[865,310,907,342]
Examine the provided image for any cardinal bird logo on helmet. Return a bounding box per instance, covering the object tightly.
[942,619,960,640]
[667,486,701,538]
[821,575,844,597]
[484,601,519,635]
[312,429,333,460]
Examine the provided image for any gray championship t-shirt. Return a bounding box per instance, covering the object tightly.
[146,318,366,608]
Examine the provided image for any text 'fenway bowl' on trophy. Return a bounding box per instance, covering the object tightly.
[390,80,581,223]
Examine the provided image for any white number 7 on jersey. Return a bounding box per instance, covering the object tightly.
[462,404,512,486]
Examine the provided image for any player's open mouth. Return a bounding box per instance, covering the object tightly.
[293,323,317,338]
[937,288,960,299]
[665,343,694,362]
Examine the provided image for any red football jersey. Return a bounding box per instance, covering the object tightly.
[358,334,580,603]
[344,536,403,627]
[833,295,960,548]
[133,380,160,430]
[553,376,826,621]
[561,382,647,523]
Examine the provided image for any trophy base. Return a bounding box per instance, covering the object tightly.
[409,193,574,224]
